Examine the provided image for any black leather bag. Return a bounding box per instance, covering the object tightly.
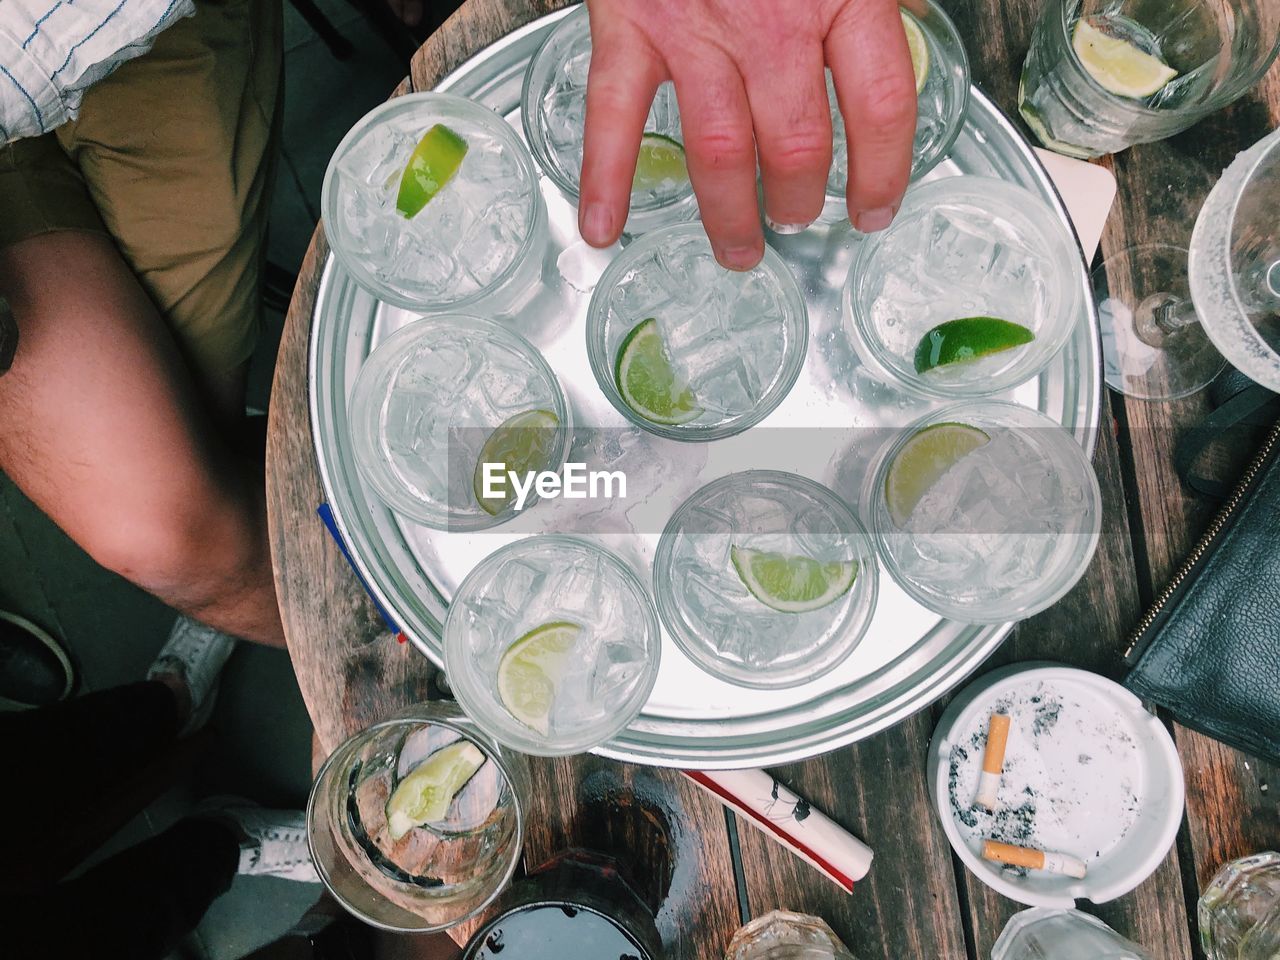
[1123,384,1280,764]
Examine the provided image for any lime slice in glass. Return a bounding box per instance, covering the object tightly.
[396,124,468,219]
[902,11,930,95]
[913,317,1036,374]
[633,133,689,194]
[472,409,560,516]
[1072,19,1177,99]
[730,546,858,614]
[385,740,486,840]
[614,318,702,426]
[497,621,581,736]
[885,422,991,527]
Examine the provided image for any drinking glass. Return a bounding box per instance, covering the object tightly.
[306,702,528,932]
[863,401,1102,624]
[725,911,859,960]
[1199,852,1280,960]
[586,223,808,440]
[653,471,878,689]
[1019,0,1280,158]
[991,908,1155,960]
[845,176,1082,399]
[1095,126,1280,399]
[819,0,970,224]
[347,315,572,529]
[323,93,548,313]
[442,535,662,756]
[521,4,697,234]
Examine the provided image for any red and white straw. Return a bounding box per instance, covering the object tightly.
[683,769,873,893]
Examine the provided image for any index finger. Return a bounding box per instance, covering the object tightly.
[578,30,665,247]
[826,0,917,232]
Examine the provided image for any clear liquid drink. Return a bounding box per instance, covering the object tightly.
[865,402,1101,624]
[845,176,1082,399]
[522,5,696,233]
[1018,0,1280,158]
[822,0,969,223]
[307,703,529,932]
[1199,852,1280,960]
[323,93,548,312]
[725,911,859,960]
[443,535,662,756]
[587,224,808,441]
[653,471,878,689]
[348,316,571,530]
[991,908,1155,960]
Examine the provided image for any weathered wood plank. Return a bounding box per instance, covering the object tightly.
[735,711,969,960]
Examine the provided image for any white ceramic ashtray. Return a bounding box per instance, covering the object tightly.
[926,662,1185,907]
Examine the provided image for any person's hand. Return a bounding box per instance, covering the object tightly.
[578,0,918,270]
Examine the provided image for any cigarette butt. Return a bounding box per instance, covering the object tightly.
[974,713,1011,810]
[982,840,1087,879]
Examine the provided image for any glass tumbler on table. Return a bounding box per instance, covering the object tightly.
[725,910,859,960]
[306,702,529,932]
[1019,0,1280,159]
[1199,851,1280,960]
[991,908,1156,960]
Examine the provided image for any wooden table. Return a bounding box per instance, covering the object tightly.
[266,3,1280,956]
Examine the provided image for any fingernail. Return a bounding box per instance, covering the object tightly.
[764,215,812,235]
[854,206,897,233]
[720,245,762,271]
[581,203,614,245]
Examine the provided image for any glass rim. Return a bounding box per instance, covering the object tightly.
[653,469,880,689]
[865,399,1102,624]
[846,176,1083,399]
[1048,0,1280,117]
[321,91,547,312]
[585,223,809,441]
[520,4,697,214]
[347,313,572,530]
[305,705,527,934]
[442,533,663,756]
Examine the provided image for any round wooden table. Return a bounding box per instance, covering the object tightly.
[266,2,1280,954]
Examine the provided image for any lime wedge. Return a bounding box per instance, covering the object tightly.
[472,409,560,515]
[902,11,930,95]
[731,546,858,614]
[885,422,991,527]
[385,740,485,840]
[913,317,1036,374]
[396,124,468,219]
[497,621,581,736]
[633,133,689,194]
[614,318,702,426]
[1072,19,1177,99]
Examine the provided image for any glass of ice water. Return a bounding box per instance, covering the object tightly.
[864,401,1101,624]
[653,471,878,689]
[322,93,549,313]
[991,908,1156,960]
[348,315,572,529]
[845,176,1083,399]
[586,223,808,441]
[1019,0,1280,159]
[819,0,970,225]
[442,535,662,756]
[307,702,529,932]
[521,4,697,234]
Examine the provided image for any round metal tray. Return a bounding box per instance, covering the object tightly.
[309,6,1101,769]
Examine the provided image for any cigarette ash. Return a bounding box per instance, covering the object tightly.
[946,680,1142,882]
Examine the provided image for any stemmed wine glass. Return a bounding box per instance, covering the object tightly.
[1094,125,1280,399]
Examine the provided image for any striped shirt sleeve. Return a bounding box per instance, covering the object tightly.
[0,0,195,143]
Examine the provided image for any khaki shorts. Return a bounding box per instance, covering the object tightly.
[0,0,283,381]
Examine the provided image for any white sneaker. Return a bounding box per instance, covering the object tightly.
[147,616,237,736]
[198,798,320,883]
